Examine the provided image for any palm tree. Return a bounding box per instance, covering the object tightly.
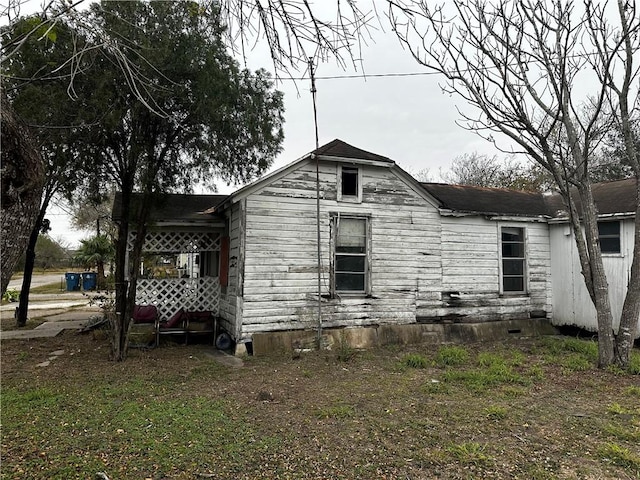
[73,235,115,289]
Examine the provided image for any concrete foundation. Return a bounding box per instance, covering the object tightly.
[249,318,558,356]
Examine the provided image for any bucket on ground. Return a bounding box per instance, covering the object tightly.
[65,273,81,291]
[82,272,98,291]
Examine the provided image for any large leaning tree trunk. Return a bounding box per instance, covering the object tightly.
[390,0,639,368]
[0,90,44,296]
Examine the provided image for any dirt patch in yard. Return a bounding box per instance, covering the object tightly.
[2,331,639,479]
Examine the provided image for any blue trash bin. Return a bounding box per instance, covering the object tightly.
[82,272,98,291]
[65,273,81,291]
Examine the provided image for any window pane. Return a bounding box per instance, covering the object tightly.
[503,259,524,275]
[503,277,524,292]
[337,218,366,248]
[600,237,621,254]
[336,255,365,272]
[502,243,524,258]
[598,222,620,236]
[336,273,365,291]
[501,227,523,242]
[342,167,358,196]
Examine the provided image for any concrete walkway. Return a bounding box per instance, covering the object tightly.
[0,306,101,340]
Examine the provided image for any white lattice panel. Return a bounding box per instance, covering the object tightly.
[135,277,220,320]
[128,231,221,253]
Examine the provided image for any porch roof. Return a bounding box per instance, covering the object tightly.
[112,193,225,224]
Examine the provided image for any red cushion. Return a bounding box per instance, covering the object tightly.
[163,308,186,329]
[133,305,157,324]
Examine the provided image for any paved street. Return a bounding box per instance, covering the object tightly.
[7,273,67,291]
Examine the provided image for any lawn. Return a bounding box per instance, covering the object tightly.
[1,332,639,479]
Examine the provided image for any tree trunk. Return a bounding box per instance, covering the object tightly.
[0,91,45,296]
[578,185,616,367]
[16,195,52,327]
[16,214,42,327]
[96,260,106,290]
[615,179,640,368]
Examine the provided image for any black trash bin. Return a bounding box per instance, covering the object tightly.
[65,273,81,291]
[82,272,98,291]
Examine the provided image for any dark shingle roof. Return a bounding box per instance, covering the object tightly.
[112,193,226,223]
[543,177,637,217]
[421,178,637,217]
[421,183,550,216]
[313,139,393,163]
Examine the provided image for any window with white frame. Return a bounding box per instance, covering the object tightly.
[501,227,526,293]
[598,221,621,254]
[333,215,368,293]
[337,165,361,202]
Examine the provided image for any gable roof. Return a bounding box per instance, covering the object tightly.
[206,139,399,213]
[314,139,393,163]
[421,183,550,217]
[112,193,225,223]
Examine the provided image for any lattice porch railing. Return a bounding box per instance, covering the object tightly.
[135,277,220,321]
[128,231,221,253]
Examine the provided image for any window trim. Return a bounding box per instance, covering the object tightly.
[337,164,362,203]
[330,213,371,296]
[598,220,622,255]
[499,225,527,295]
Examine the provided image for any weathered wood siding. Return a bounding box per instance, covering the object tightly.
[237,160,442,338]
[550,219,639,336]
[417,216,551,322]
[218,201,244,338]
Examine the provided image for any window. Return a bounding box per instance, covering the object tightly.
[501,227,526,293]
[338,165,361,202]
[334,216,368,293]
[598,221,621,254]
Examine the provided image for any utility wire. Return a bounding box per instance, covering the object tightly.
[281,71,441,81]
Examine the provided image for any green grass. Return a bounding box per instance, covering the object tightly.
[598,442,640,473]
[3,337,639,480]
[315,404,355,419]
[29,282,66,294]
[484,405,508,421]
[434,345,469,367]
[445,442,493,466]
[401,353,428,369]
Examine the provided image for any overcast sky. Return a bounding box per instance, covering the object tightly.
[45,4,511,246]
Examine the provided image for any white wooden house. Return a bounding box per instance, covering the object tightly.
[114,140,638,353]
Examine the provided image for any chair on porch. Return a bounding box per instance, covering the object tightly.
[129,305,159,348]
[155,308,217,346]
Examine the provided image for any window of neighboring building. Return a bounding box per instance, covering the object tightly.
[334,216,368,293]
[338,165,361,202]
[598,221,621,254]
[501,227,526,293]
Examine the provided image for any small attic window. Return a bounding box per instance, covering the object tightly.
[338,165,361,202]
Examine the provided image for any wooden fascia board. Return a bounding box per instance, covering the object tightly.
[547,212,636,224]
[315,154,394,168]
[149,221,226,229]
[439,209,549,222]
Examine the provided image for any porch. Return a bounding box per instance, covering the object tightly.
[128,229,222,322]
